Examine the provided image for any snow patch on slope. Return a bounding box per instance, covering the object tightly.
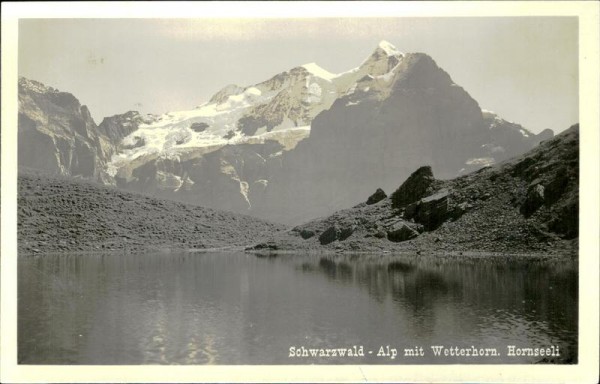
[302,62,336,81]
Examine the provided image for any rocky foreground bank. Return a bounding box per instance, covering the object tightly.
[17,170,284,254]
[251,125,579,256]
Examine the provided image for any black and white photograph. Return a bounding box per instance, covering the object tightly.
[1,1,598,383]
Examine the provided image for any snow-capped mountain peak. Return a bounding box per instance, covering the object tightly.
[377,40,402,56]
[106,41,412,176]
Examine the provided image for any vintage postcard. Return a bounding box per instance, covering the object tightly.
[1,1,598,383]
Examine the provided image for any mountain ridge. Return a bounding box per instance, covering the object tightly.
[18,40,556,225]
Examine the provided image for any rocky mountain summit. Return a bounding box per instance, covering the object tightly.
[18,41,555,225]
[254,124,578,255]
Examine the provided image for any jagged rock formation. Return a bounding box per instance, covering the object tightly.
[390,166,439,209]
[97,111,152,145]
[258,125,578,254]
[17,78,115,182]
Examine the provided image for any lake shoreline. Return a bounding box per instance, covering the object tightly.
[18,246,577,261]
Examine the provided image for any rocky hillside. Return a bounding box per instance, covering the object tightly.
[254,124,579,255]
[17,169,284,255]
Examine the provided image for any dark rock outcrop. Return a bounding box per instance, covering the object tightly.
[391,166,436,209]
[97,111,146,144]
[190,122,209,133]
[406,189,450,230]
[300,229,316,239]
[366,188,387,205]
[387,222,420,242]
[339,225,355,241]
[319,225,340,245]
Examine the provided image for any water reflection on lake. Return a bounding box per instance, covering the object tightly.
[18,252,577,364]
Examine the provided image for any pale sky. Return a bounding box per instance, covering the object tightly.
[18,17,578,134]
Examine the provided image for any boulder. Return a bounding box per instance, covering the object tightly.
[391,166,436,209]
[366,188,387,205]
[339,225,355,241]
[403,189,451,230]
[415,189,450,230]
[300,229,315,239]
[319,225,340,245]
[387,222,420,242]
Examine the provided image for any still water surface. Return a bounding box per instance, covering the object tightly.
[18,252,577,364]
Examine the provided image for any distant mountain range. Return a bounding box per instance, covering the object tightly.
[18,41,555,225]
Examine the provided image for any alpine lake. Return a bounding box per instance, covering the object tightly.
[18,251,577,364]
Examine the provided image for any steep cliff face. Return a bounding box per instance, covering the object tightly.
[255,53,553,224]
[18,78,114,182]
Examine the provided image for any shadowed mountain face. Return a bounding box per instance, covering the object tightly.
[254,53,553,224]
[18,42,554,225]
